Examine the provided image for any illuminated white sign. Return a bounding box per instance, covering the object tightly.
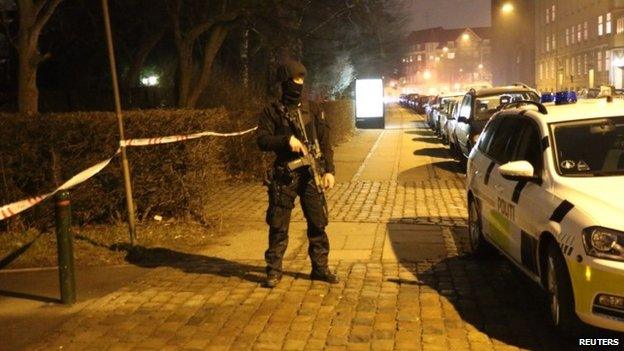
[356,79,384,118]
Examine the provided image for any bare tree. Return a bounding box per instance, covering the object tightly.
[15,0,63,115]
[168,0,241,109]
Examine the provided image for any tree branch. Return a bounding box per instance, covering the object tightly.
[32,0,62,38]
[188,10,239,43]
[168,0,183,47]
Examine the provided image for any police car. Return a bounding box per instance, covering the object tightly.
[466,96,624,334]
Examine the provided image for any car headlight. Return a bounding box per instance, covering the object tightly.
[582,227,624,262]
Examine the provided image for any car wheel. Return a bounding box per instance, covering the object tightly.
[546,242,582,336]
[467,197,494,258]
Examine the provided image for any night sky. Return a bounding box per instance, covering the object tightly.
[406,0,491,31]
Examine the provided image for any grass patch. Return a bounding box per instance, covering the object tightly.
[0,221,217,269]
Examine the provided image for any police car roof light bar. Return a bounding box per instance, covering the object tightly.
[501,100,548,115]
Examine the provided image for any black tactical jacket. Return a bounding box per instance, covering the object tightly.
[256,100,335,175]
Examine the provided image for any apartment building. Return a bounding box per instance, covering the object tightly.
[400,27,492,93]
[536,0,624,91]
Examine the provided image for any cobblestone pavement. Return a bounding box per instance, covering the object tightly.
[24,106,586,350]
[205,179,467,227]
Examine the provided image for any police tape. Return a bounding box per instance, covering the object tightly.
[119,126,258,147]
[0,126,258,221]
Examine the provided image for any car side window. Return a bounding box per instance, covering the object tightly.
[478,117,503,152]
[511,120,543,172]
[485,117,524,164]
[459,95,472,119]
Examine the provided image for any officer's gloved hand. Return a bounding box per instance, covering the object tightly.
[289,135,307,155]
[323,173,335,190]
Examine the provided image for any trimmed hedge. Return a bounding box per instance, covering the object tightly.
[0,100,354,228]
[0,109,256,227]
[323,99,355,145]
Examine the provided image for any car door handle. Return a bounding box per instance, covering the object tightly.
[493,184,504,192]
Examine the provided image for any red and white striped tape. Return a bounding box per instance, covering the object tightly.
[0,126,257,221]
[0,149,120,221]
[120,127,258,147]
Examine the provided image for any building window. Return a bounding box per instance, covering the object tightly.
[552,35,556,50]
[571,26,575,44]
[417,55,422,61]
[546,35,550,52]
[552,5,556,22]
[552,60,556,79]
[546,8,550,24]
[566,28,570,45]
[618,18,624,34]
[447,52,455,59]
[565,58,569,75]
[584,21,588,40]
[577,56,581,76]
[584,54,588,75]
[539,63,543,80]
[606,51,610,72]
[598,51,603,71]
[571,57,575,76]
[599,15,604,36]
[607,13,612,34]
[577,24,582,42]
[409,56,413,62]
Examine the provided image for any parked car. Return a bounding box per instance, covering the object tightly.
[415,95,431,114]
[466,98,624,334]
[425,95,439,128]
[398,94,408,105]
[446,98,464,158]
[454,85,540,162]
[406,93,419,109]
[434,94,463,137]
[439,96,463,144]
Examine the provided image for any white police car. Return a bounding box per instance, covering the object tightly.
[466,97,624,334]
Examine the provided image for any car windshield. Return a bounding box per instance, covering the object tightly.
[474,91,540,120]
[551,116,624,177]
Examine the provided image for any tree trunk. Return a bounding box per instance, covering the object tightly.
[177,45,193,108]
[186,25,229,109]
[241,28,249,92]
[17,2,38,115]
[17,44,39,115]
[16,0,63,115]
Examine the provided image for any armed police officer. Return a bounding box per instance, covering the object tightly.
[256,60,338,288]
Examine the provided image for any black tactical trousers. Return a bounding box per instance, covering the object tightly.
[265,171,329,277]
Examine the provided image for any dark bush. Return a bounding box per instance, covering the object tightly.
[0,109,253,227]
[322,99,355,145]
[0,101,354,229]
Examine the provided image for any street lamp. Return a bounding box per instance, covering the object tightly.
[478,63,484,69]
[423,70,432,80]
[501,2,514,14]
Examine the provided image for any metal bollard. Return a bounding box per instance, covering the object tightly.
[55,190,76,305]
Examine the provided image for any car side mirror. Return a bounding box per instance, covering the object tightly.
[499,161,540,182]
[457,116,469,123]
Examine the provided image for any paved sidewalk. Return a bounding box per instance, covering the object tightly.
[9,105,582,350]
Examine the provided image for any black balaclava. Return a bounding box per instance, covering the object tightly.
[277,60,307,106]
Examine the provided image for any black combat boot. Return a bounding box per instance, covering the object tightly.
[310,269,339,284]
[263,274,282,288]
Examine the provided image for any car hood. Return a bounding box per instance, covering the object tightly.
[555,176,624,229]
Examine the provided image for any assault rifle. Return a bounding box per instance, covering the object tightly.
[284,107,329,219]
